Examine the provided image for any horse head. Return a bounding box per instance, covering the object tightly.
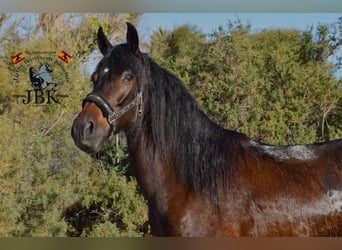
[71,23,144,154]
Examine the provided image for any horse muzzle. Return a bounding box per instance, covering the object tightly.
[71,113,108,154]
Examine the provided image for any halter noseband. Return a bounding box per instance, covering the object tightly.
[82,92,142,139]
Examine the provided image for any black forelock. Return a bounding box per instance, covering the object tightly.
[94,43,147,93]
[109,44,142,73]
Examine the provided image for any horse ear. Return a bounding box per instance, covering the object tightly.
[97,26,113,55]
[126,22,140,54]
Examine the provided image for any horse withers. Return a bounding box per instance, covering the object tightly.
[71,22,342,236]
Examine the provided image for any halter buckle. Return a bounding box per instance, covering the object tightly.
[108,112,118,125]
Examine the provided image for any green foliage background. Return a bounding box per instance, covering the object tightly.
[0,13,148,236]
[149,19,342,145]
[0,14,342,236]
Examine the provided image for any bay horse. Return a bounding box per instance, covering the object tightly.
[71,23,342,236]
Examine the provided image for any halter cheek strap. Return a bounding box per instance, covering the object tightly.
[82,92,142,139]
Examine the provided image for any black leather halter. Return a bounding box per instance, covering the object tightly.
[82,92,142,139]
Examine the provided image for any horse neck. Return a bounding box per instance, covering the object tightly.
[124,61,241,203]
[123,62,201,200]
[125,128,183,207]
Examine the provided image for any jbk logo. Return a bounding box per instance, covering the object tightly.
[29,63,57,91]
[11,51,71,105]
[22,89,59,105]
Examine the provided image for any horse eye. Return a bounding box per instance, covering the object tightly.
[122,73,134,83]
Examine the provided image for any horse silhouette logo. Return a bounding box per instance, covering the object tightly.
[29,63,57,90]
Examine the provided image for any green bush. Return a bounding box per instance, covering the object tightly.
[0,13,148,237]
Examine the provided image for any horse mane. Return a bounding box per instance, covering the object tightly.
[129,54,249,200]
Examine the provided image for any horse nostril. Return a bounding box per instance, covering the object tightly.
[83,118,95,137]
